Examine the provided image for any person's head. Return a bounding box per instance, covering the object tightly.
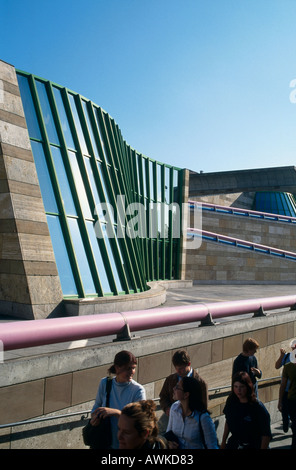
[173,376,205,412]
[108,350,137,383]
[290,339,296,350]
[118,400,160,449]
[172,349,191,377]
[231,371,256,403]
[242,338,259,356]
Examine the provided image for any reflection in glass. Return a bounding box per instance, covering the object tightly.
[86,221,111,293]
[142,157,147,198]
[101,224,123,292]
[165,167,170,204]
[50,146,77,216]
[31,141,58,214]
[46,215,77,295]
[82,101,100,158]
[94,108,111,164]
[68,150,92,219]
[17,74,42,140]
[135,153,140,194]
[149,161,154,200]
[96,161,112,207]
[35,80,59,145]
[52,87,76,150]
[157,164,162,202]
[173,170,179,203]
[68,94,88,155]
[68,218,96,294]
[84,157,103,218]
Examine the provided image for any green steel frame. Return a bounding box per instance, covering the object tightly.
[17,71,184,299]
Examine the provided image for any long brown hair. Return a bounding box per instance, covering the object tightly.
[231,371,257,403]
[108,350,137,374]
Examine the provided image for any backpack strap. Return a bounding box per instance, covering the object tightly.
[106,377,112,407]
[194,410,207,449]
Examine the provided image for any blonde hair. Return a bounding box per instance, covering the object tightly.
[121,400,164,446]
[242,338,259,353]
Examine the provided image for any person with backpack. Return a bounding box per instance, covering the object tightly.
[275,340,296,432]
[165,376,219,449]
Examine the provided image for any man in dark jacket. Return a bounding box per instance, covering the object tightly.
[232,338,262,397]
[159,349,208,416]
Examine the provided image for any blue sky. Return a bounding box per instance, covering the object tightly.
[2,0,296,173]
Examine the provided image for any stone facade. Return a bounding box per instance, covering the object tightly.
[186,208,296,284]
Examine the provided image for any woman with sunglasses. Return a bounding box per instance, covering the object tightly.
[165,376,219,449]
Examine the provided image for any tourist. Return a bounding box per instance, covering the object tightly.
[159,349,208,416]
[278,346,296,448]
[90,350,146,449]
[165,376,219,449]
[275,339,296,432]
[118,400,166,449]
[232,338,262,396]
[221,371,271,449]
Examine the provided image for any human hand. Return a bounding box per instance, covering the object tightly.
[167,440,179,449]
[90,407,120,426]
[165,407,171,417]
[250,367,260,377]
[90,408,103,426]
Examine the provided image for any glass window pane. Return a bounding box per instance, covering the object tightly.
[35,80,60,145]
[94,108,111,164]
[96,161,112,206]
[53,87,76,150]
[68,94,88,155]
[142,157,147,198]
[149,161,154,200]
[101,224,123,292]
[84,156,109,222]
[157,164,162,202]
[68,150,92,219]
[30,141,58,213]
[50,146,77,216]
[165,167,170,204]
[82,101,100,158]
[173,170,179,203]
[135,153,140,194]
[17,74,42,140]
[67,218,96,294]
[86,221,111,293]
[46,215,77,296]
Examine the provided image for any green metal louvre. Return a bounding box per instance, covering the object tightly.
[16,71,183,298]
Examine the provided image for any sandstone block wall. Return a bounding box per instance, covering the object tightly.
[186,209,296,284]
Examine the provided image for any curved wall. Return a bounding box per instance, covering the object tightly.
[16,70,184,301]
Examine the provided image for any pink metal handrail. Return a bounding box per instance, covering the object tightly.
[1,295,296,351]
